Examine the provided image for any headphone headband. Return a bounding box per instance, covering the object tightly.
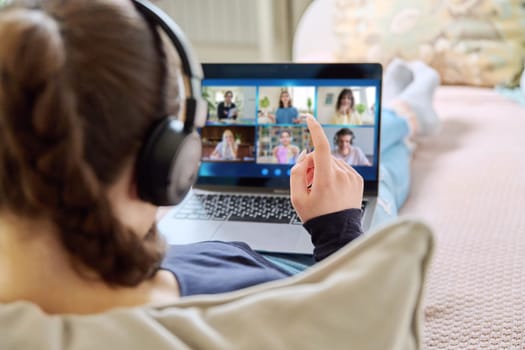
[132,0,202,88]
[132,0,206,129]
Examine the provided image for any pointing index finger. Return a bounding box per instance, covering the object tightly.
[306,115,331,181]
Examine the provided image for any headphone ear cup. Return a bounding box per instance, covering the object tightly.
[136,118,202,206]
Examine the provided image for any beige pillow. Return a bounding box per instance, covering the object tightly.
[0,219,434,350]
[296,0,525,87]
[339,0,525,86]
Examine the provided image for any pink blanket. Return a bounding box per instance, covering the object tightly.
[400,86,525,349]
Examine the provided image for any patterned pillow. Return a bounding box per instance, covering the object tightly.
[332,0,525,87]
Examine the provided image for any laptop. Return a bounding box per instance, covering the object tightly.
[157,63,382,254]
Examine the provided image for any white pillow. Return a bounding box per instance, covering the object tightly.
[0,219,434,350]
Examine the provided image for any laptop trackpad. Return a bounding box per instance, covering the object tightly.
[212,222,313,254]
[159,219,220,245]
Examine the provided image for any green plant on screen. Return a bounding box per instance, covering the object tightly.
[259,96,270,109]
[355,103,366,114]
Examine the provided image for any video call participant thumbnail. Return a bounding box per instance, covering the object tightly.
[331,128,371,166]
[217,90,237,120]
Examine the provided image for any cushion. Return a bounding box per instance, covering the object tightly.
[294,0,525,87]
[0,219,434,350]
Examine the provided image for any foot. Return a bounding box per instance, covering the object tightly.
[383,58,414,107]
[397,61,441,136]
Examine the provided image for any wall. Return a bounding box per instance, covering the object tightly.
[154,0,313,62]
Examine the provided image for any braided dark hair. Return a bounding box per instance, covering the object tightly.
[0,0,173,286]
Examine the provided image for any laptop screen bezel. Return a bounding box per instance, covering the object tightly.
[196,63,382,196]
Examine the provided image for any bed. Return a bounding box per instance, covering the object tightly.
[400,85,525,348]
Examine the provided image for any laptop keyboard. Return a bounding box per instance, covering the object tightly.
[173,193,367,225]
[173,193,301,224]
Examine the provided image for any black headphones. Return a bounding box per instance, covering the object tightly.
[333,128,355,146]
[132,0,206,206]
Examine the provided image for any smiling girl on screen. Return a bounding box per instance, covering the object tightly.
[331,88,362,125]
[272,130,300,164]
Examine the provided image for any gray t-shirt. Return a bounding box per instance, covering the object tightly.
[332,147,370,166]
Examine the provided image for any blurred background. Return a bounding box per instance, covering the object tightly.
[154,0,312,62]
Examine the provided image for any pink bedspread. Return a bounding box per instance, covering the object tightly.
[399,86,525,349]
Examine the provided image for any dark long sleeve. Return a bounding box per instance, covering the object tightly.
[217,102,237,120]
[303,208,363,262]
[217,102,226,119]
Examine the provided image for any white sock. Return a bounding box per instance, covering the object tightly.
[397,61,441,136]
[383,58,414,106]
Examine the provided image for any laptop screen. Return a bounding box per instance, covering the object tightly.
[197,63,382,195]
